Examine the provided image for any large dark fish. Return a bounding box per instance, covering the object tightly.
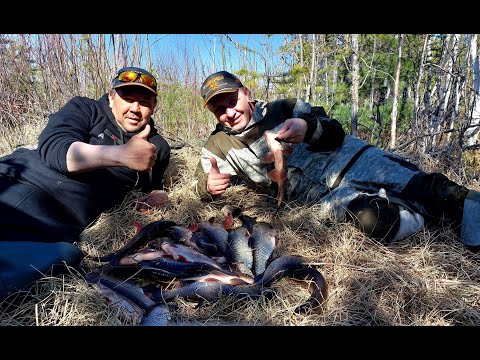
[261,130,293,209]
[149,281,273,305]
[198,219,230,259]
[250,222,277,276]
[98,220,177,264]
[255,255,328,314]
[228,225,254,277]
[102,258,220,279]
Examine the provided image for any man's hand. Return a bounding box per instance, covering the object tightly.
[206,157,231,195]
[66,124,157,173]
[275,118,307,144]
[123,124,157,172]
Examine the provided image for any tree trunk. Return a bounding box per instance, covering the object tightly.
[389,34,403,149]
[466,34,480,146]
[350,34,359,137]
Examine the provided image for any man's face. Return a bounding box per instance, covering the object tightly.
[206,87,252,131]
[109,87,156,132]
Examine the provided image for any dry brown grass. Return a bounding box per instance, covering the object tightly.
[1,145,480,326]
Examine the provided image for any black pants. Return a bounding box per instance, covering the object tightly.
[0,175,85,300]
[400,172,469,226]
[0,175,83,243]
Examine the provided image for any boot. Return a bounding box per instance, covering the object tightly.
[461,189,480,247]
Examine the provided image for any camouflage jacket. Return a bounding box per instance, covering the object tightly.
[193,98,349,202]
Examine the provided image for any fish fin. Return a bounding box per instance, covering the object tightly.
[267,169,287,183]
[133,221,144,233]
[230,278,250,286]
[260,151,275,163]
[188,223,199,232]
[282,144,294,156]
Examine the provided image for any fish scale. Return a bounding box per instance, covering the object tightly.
[228,225,254,277]
[261,130,293,208]
[250,222,277,276]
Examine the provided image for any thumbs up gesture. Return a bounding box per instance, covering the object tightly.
[206,156,231,195]
[123,124,157,172]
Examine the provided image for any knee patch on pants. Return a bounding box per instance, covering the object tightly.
[346,193,400,243]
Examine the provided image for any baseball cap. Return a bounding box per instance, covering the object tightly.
[112,66,157,96]
[201,71,244,107]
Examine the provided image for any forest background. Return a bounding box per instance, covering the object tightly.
[1,34,480,170]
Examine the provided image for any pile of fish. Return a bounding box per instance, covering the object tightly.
[82,206,328,325]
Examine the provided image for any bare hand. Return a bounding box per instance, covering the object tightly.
[207,157,231,195]
[123,124,157,172]
[275,118,307,144]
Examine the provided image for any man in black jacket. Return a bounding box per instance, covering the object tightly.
[194,70,480,251]
[0,66,171,300]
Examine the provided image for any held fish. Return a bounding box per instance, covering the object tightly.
[261,130,293,208]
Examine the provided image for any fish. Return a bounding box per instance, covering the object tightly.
[255,255,328,314]
[84,271,172,326]
[261,130,293,209]
[139,304,172,326]
[98,220,177,264]
[95,283,144,324]
[182,269,253,285]
[198,218,230,260]
[228,225,254,277]
[150,280,273,305]
[118,248,167,265]
[250,222,277,276]
[160,241,224,271]
[170,225,207,254]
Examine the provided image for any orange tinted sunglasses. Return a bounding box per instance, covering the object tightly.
[117,71,156,88]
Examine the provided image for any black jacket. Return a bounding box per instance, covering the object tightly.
[0,93,171,228]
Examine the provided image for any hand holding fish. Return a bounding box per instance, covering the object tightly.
[275,118,307,144]
[207,157,231,195]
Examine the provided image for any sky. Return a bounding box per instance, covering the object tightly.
[146,34,284,75]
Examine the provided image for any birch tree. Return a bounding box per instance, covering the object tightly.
[390,34,403,149]
[466,33,480,146]
[350,34,359,137]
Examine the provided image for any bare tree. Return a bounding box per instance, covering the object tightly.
[466,34,480,145]
[390,34,403,149]
[350,34,359,137]
[306,34,317,103]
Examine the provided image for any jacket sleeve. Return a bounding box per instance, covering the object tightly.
[298,106,345,151]
[37,96,96,174]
